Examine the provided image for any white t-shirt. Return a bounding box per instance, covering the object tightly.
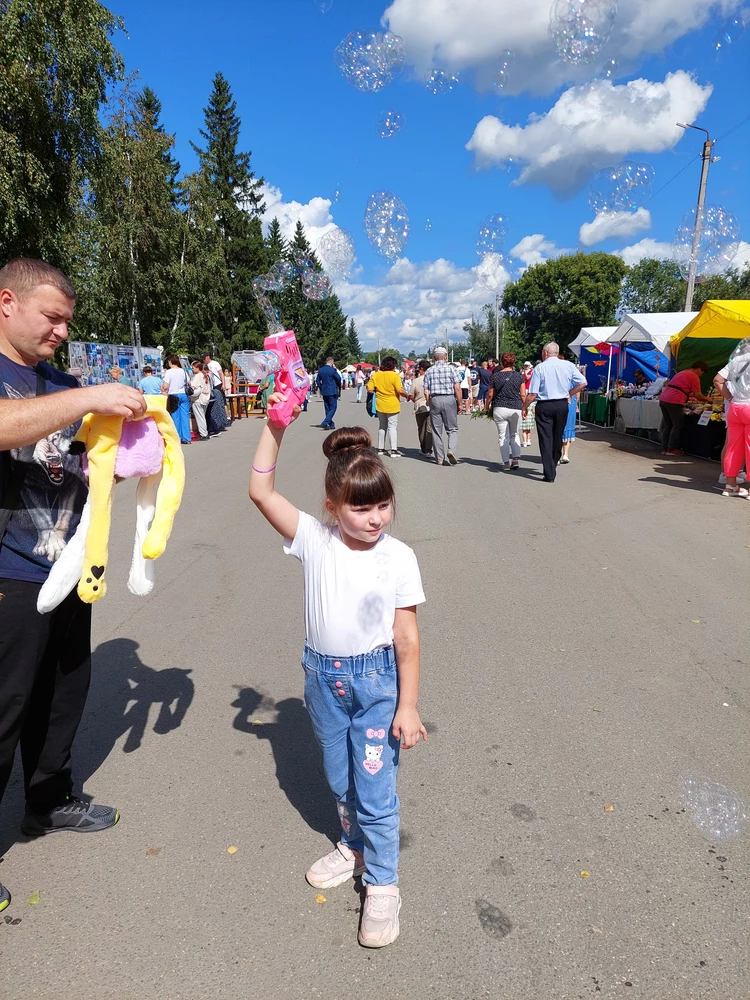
[207,359,223,387]
[284,511,426,656]
[163,367,189,393]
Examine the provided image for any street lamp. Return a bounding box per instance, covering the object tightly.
[676,122,718,312]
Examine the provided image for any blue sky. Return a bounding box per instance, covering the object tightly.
[112,0,749,351]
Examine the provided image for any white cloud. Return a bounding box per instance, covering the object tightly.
[579,208,652,246]
[510,234,569,267]
[383,0,740,94]
[260,184,337,248]
[466,72,712,195]
[335,256,513,352]
[615,238,675,266]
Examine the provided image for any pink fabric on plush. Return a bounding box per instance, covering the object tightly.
[114,418,165,478]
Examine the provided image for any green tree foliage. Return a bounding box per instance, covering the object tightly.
[0,0,124,264]
[265,217,286,263]
[502,252,627,357]
[70,83,182,348]
[693,264,750,308]
[347,318,363,361]
[620,258,685,313]
[364,348,403,365]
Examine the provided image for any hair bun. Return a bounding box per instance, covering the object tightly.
[322,426,373,459]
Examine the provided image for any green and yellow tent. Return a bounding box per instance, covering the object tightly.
[670,300,750,390]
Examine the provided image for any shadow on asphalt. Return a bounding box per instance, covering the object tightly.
[0,639,195,857]
[232,688,339,844]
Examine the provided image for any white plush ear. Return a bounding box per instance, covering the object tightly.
[37,497,91,614]
[128,474,160,596]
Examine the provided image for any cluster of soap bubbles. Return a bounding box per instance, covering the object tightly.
[549,0,619,65]
[492,50,515,90]
[476,214,510,257]
[680,775,750,842]
[364,191,410,260]
[425,69,460,94]
[714,13,745,51]
[378,109,405,139]
[316,227,356,278]
[334,30,405,93]
[253,253,332,332]
[672,204,742,279]
[588,161,654,215]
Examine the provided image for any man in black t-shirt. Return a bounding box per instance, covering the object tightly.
[477,361,492,410]
[0,258,146,914]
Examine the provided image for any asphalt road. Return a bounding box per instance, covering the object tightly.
[1,392,748,1000]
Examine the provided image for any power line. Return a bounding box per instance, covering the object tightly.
[715,114,750,142]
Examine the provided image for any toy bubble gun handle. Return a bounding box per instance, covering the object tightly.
[264,330,308,429]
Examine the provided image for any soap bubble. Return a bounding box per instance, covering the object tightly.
[588,161,654,214]
[500,49,515,68]
[492,50,515,90]
[672,204,742,279]
[364,191,410,260]
[602,58,619,78]
[330,182,342,205]
[476,214,509,257]
[475,252,508,292]
[714,14,745,50]
[315,0,332,11]
[334,30,405,92]
[492,69,509,90]
[680,775,750,842]
[317,227,356,278]
[378,109,405,139]
[549,0,619,65]
[425,69,460,94]
[424,218,432,232]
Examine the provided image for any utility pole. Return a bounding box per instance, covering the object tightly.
[495,293,500,359]
[377,334,381,365]
[677,122,715,312]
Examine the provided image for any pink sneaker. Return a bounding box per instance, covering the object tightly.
[358,884,401,948]
[306,842,364,889]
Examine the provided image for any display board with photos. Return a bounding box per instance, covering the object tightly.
[68,342,164,386]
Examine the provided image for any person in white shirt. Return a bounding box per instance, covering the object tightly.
[201,352,224,401]
[190,359,212,440]
[249,412,427,949]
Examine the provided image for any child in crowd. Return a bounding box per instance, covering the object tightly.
[249,403,427,948]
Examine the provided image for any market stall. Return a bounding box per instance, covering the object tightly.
[68,342,163,385]
[670,300,750,389]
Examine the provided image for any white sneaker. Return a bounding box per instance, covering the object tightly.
[358,885,401,948]
[306,842,365,889]
[447,452,458,465]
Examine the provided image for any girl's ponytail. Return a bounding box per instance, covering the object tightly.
[323,427,396,511]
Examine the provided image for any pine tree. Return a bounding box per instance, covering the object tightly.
[265,217,286,264]
[189,72,267,351]
[347,318,362,361]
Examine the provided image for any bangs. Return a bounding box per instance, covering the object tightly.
[327,452,395,509]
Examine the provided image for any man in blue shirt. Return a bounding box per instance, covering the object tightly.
[316,356,342,430]
[139,365,165,395]
[523,342,586,482]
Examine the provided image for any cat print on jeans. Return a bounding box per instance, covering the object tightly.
[364,729,386,774]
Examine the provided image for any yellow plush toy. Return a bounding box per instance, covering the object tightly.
[37,395,185,612]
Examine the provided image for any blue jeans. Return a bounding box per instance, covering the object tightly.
[302,643,400,886]
[170,392,192,443]
[322,394,338,427]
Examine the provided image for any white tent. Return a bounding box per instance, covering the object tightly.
[568,326,617,358]
[604,312,697,355]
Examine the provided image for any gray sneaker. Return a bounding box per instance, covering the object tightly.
[21,797,120,837]
[447,452,458,465]
[358,884,401,948]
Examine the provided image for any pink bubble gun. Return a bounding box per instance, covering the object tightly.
[264,330,309,428]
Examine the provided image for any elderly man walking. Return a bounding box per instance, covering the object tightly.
[523,342,586,482]
[423,346,462,465]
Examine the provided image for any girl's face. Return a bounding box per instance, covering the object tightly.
[328,500,393,549]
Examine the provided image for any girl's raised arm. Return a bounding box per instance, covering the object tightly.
[249,396,300,540]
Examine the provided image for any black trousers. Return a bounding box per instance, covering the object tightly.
[0,578,92,813]
[659,401,685,451]
[535,399,569,481]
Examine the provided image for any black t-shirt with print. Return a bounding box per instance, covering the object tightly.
[490,369,524,410]
[0,355,87,582]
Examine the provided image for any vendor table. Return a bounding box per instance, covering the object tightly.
[580,394,613,426]
[616,397,662,430]
[225,393,254,420]
[681,412,726,460]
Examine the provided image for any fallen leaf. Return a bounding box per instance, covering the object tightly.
[591,708,602,713]
[690,619,701,624]
[580,871,590,878]
[315,894,327,904]
[145,847,161,856]
[26,890,40,905]
[227,846,238,855]
[604,804,614,812]
[252,720,263,726]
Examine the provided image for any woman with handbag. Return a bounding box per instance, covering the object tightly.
[163,354,192,444]
[411,360,433,455]
[487,353,526,470]
[190,359,212,441]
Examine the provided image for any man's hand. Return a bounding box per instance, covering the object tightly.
[85,384,147,421]
[392,706,428,750]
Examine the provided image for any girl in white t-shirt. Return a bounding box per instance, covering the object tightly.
[249,406,427,949]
